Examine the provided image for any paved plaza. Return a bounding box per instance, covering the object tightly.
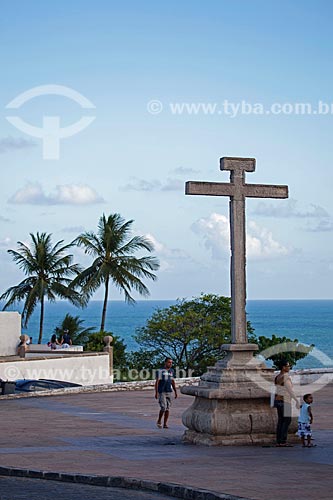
[0,383,332,499]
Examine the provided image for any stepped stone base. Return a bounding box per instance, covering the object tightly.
[181,344,297,446]
[183,430,277,446]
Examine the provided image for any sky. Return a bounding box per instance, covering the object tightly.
[0,0,333,301]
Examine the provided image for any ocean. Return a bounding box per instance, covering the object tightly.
[5,299,333,370]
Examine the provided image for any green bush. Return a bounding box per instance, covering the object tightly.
[83,331,127,368]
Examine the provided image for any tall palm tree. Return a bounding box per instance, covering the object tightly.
[72,213,160,332]
[0,232,84,343]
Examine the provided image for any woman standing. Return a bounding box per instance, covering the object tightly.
[274,359,300,447]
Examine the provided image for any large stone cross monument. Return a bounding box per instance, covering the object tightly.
[181,157,289,445]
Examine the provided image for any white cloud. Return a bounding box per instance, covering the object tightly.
[192,212,290,260]
[192,213,229,260]
[246,221,290,258]
[8,182,104,205]
[9,183,45,204]
[146,233,188,258]
[53,185,103,204]
[145,233,189,271]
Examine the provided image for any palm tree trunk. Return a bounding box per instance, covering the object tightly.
[100,277,109,332]
[38,297,45,344]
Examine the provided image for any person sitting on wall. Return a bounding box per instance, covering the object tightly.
[48,334,60,350]
[61,329,72,348]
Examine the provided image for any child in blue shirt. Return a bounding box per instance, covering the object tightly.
[298,394,315,447]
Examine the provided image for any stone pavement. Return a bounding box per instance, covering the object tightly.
[0,383,332,500]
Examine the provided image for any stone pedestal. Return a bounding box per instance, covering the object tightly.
[103,335,114,380]
[181,344,297,446]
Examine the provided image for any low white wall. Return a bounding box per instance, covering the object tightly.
[291,368,333,392]
[0,312,21,356]
[26,345,83,357]
[0,352,113,386]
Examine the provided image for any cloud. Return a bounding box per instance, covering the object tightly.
[252,199,333,232]
[161,178,184,191]
[121,165,198,192]
[8,182,104,205]
[0,136,36,154]
[170,166,200,175]
[304,218,333,232]
[192,212,290,260]
[192,213,230,259]
[146,233,188,259]
[145,233,189,271]
[121,177,183,192]
[121,178,161,192]
[246,221,290,258]
[252,198,329,218]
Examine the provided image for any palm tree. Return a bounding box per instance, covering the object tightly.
[54,313,95,345]
[0,232,84,343]
[72,213,160,331]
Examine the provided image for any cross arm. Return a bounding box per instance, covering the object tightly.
[185,181,288,199]
[185,181,234,196]
[244,184,288,199]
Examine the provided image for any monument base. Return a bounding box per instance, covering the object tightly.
[183,430,277,446]
[181,344,297,446]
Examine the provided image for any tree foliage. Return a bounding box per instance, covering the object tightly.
[82,331,127,368]
[133,293,254,375]
[253,334,314,369]
[126,348,162,371]
[71,213,160,331]
[0,232,84,343]
[53,313,95,345]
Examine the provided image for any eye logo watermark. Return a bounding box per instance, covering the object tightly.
[5,84,96,160]
[246,342,333,395]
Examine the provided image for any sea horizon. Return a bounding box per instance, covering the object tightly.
[2,299,332,370]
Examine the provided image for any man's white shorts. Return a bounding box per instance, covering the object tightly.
[158,391,172,411]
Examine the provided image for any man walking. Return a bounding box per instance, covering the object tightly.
[155,357,178,429]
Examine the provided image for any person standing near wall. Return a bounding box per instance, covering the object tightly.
[274,359,300,447]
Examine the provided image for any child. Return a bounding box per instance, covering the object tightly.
[298,394,315,447]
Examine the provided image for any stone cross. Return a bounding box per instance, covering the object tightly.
[186,157,288,344]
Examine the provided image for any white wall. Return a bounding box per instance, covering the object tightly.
[0,352,113,385]
[0,312,21,356]
[26,345,83,355]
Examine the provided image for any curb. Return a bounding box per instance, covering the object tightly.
[0,377,201,400]
[0,466,251,500]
